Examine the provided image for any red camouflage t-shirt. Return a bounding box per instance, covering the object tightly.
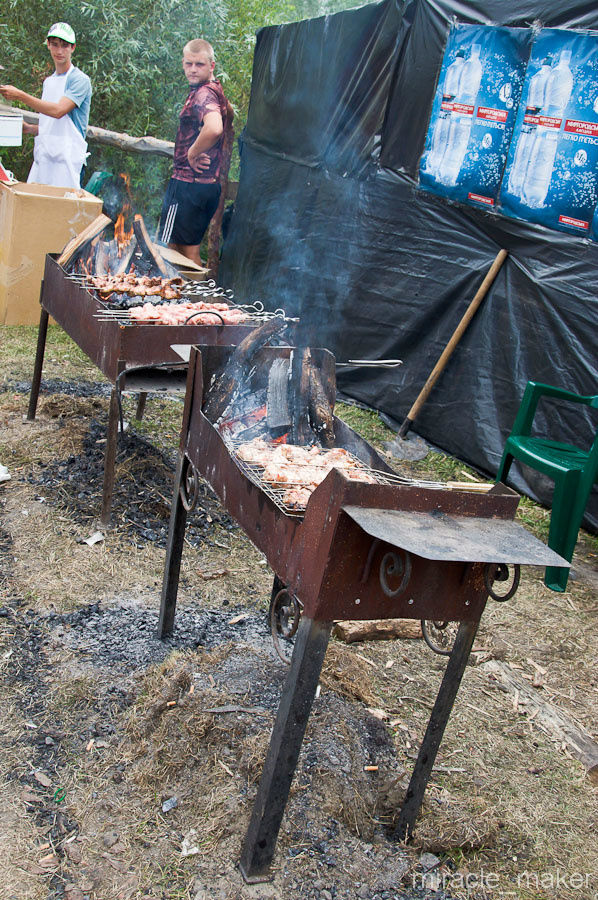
[172,79,228,183]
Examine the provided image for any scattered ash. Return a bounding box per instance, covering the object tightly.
[48,599,274,676]
[0,601,75,831]
[26,419,238,548]
[4,377,112,399]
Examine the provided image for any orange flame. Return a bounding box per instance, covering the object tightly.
[114,212,134,251]
[114,172,134,253]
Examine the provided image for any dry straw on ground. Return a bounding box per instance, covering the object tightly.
[1,325,597,899]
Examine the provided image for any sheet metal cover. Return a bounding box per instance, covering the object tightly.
[342,506,568,567]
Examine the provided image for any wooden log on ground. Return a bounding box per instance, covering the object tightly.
[333,619,423,642]
[483,659,598,783]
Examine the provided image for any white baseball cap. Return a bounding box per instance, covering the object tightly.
[46,22,76,44]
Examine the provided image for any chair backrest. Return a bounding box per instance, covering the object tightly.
[581,415,598,493]
[513,381,598,448]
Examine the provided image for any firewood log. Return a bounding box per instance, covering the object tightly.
[202,318,288,421]
[132,215,168,275]
[289,346,313,445]
[307,356,335,447]
[57,213,112,268]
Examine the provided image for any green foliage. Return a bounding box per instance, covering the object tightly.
[1,0,365,224]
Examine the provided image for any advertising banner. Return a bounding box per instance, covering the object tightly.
[419,24,530,209]
[499,29,598,236]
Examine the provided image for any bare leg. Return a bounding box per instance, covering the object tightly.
[169,242,203,267]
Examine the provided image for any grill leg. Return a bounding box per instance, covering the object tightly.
[239,616,332,883]
[135,392,148,421]
[27,303,49,421]
[158,453,188,638]
[100,388,119,528]
[393,618,480,842]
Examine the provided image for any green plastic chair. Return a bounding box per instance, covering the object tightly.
[496,381,598,592]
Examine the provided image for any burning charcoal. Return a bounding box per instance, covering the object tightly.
[124,296,146,308]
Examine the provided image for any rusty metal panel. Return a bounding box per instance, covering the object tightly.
[342,505,568,567]
[43,254,123,379]
[304,509,489,622]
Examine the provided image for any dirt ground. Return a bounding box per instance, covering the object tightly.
[0,325,597,900]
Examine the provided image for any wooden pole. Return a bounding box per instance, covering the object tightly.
[398,248,508,438]
[207,101,235,278]
[9,106,175,158]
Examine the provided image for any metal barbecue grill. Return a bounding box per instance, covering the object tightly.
[158,344,568,882]
[26,254,288,524]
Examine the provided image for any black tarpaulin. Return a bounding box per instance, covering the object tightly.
[220,0,598,529]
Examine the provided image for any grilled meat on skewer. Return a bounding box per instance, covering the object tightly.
[87,274,184,300]
[128,300,250,325]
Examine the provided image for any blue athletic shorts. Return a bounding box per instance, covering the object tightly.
[159,178,221,246]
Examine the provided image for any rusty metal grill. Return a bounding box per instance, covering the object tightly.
[158,344,569,884]
[28,256,292,525]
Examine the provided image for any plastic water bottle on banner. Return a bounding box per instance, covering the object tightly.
[521,49,573,208]
[425,50,465,176]
[507,57,552,198]
[522,129,559,207]
[544,49,573,118]
[438,44,483,186]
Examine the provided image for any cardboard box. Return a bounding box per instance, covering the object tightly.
[0,181,103,325]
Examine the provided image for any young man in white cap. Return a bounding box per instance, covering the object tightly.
[0,23,92,188]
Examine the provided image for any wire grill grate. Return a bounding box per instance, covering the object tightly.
[223,436,449,517]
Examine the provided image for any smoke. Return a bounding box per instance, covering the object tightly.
[85,146,172,235]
